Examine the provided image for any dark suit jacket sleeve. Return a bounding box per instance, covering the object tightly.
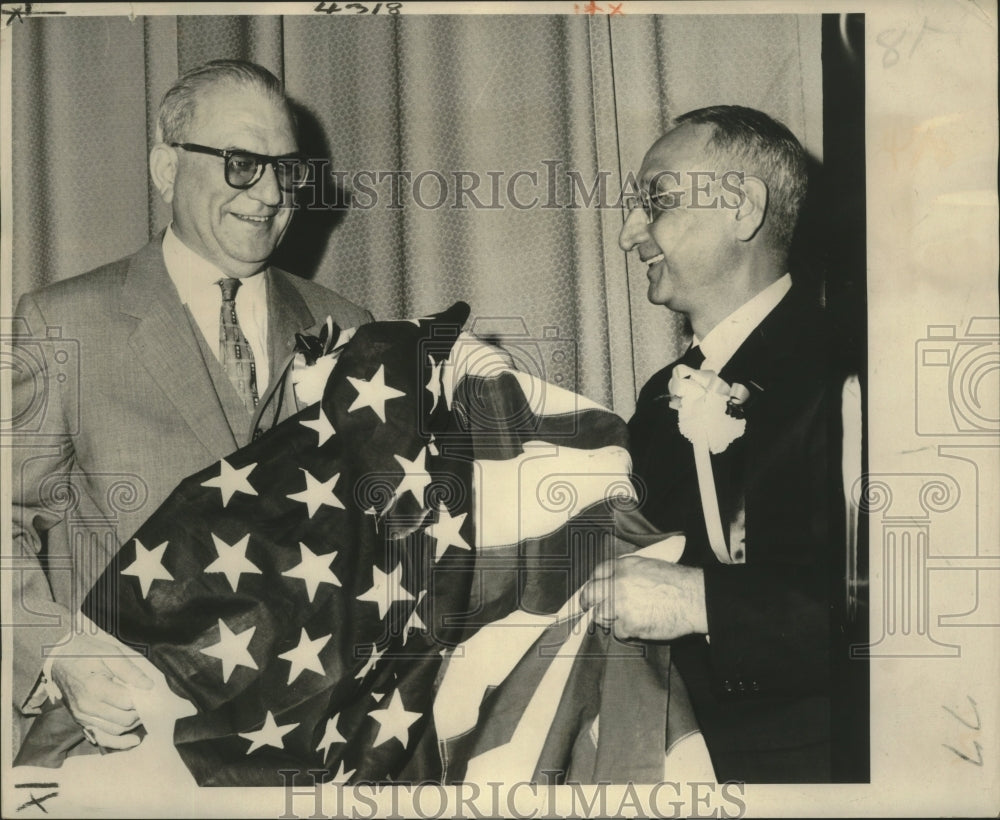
[10,293,79,708]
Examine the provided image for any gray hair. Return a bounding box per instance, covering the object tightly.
[674,105,808,248]
[156,59,292,144]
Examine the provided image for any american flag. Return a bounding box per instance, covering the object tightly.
[71,302,705,786]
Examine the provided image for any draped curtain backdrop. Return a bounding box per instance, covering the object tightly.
[10,13,821,415]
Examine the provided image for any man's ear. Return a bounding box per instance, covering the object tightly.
[149,143,178,204]
[733,174,768,242]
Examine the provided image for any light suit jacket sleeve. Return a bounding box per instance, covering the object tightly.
[10,292,81,708]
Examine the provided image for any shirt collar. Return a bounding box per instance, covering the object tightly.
[694,273,792,372]
[162,224,266,305]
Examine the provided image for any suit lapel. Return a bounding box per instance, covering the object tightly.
[713,288,817,554]
[719,287,822,490]
[120,237,239,458]
[251,269,316,430]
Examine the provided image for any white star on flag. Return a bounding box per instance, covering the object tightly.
[239,711,299,754]
[281,542,341,602]
[205,533,262,592]
[331,761,355,784]
[426,502,472,561]
[426,354,444,413]
[347,364,406,423]
[316,715,346,755]
[299,406,336,446]
[200,459,258,507]
[278,628,332,684]
[354,643,386,680]
[357,562,414,620]
[200,619,257,683]
[393,447,431,506]
[370,690,421,748]
[121,539,173,598]
[402,590,428,646]
[287,468,345,518]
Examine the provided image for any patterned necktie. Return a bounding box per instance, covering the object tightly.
[217,277,259,413]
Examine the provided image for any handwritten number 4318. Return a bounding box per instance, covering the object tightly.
[315,2,403,12]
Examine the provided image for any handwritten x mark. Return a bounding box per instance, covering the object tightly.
[17,791,58,813]
[2,4,67,24]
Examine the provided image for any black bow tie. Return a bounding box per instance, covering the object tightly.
[678,344,705,370]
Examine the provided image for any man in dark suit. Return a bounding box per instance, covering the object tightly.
[581,106,844,782]
[10,60,371,754]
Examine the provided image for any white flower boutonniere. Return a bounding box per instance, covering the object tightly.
[667,364,751,454]
[290,318,356,407]
[665,363,752,565]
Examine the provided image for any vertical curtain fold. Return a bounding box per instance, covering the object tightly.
[588,16,637,415]
[175,16,285,79]
[282,16,408,319]
[142,16,179,236]
[9,13,821,413]
[11,17,150,294]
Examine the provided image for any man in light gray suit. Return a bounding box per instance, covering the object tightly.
[10,60,370,754]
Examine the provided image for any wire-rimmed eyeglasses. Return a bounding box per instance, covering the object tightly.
[623,189,684,222]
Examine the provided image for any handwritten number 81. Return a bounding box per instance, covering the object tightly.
[876,27,906,68]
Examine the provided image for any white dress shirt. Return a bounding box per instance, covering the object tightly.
[162,225,270,392]
[694,273,792,373]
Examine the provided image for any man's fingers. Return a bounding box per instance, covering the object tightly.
[86,725,142,750]
[104,654,154,690]
[72,696,141,732]
[590,560,616,581]
[65,674,141,730]
[592,598,618,630]
[580,578,608,612]
[86,672,139,712]
[72,705,141,737]
[580,560,617,610]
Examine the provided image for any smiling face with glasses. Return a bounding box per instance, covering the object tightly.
[618,122,738,316]
[151,83,302,278]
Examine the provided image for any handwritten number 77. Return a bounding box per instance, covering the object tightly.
[942,697,983,766]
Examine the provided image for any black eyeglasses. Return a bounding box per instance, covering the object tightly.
[624,189,685,222]
[170,142,310,192]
